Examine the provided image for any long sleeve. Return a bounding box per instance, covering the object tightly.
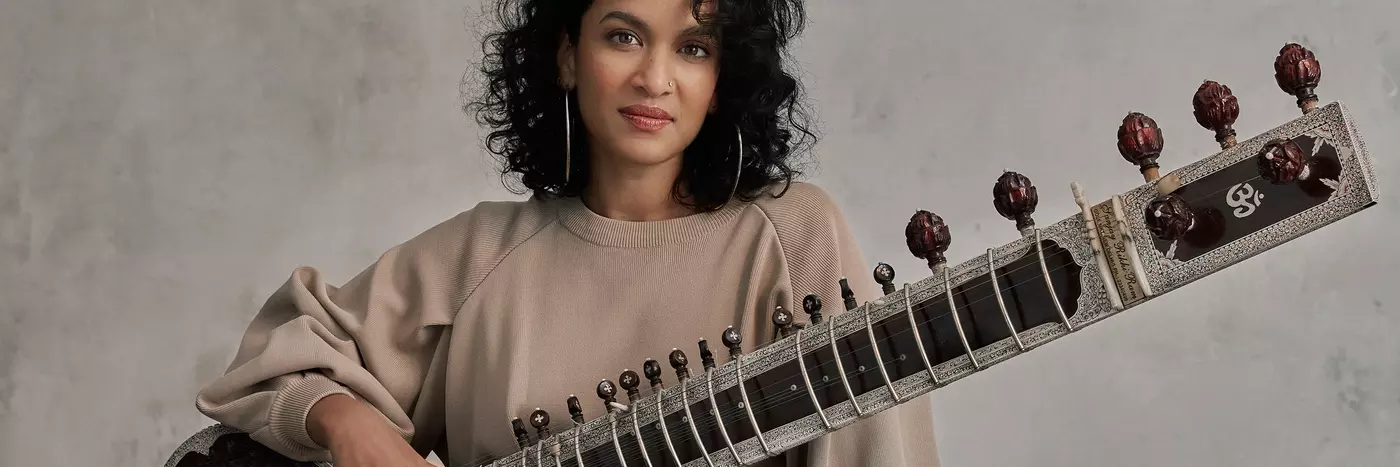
[757,182,942,467]
[194,210,481,462]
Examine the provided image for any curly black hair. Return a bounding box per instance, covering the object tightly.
[464,0,818,211]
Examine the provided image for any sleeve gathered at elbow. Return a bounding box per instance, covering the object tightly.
[194,214,475,462]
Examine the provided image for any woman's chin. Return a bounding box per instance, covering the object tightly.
[609,147,684,168]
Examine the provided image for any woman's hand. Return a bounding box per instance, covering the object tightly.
[308,394,435,466]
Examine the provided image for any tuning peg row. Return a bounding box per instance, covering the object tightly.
[1110,42,1331,244]
[509,266,904,448]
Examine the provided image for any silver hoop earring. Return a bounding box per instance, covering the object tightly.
[563,93,572,185]
[728,125,743,202]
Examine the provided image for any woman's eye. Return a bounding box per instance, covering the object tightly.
[608,32,640,46]
[681,44,710,58]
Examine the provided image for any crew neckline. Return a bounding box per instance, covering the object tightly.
[553,195,750,248]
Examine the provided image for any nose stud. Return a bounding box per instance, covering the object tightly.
[668,80,674,88]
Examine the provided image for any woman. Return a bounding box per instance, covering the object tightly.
[194,0,940,466]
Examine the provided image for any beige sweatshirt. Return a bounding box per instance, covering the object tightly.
[195,181,940,467]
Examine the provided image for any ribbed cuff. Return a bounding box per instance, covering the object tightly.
[267,372,354,454]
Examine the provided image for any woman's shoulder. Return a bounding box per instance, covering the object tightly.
[390,196,560,268]
[421,196,558,242]
[748,180,857,250]
[750,180,848,225]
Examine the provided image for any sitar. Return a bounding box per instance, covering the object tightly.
[167,42,1380,467]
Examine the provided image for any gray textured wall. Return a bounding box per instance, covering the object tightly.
[3,1,1398,466]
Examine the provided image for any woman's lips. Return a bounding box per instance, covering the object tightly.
[621,113,671,132]
[619,105,673,132]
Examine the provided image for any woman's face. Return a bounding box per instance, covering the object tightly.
[559,0,720,171]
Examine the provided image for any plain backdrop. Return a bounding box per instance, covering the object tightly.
[3,0,1399,466]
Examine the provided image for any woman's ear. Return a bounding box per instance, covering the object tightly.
[556,31,577,90]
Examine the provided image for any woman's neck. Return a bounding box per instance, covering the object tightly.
[582,153,693,222]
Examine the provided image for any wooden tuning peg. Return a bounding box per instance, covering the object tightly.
[1144,193,1196,242]
[511,417,530,449]
[643,358,664,392]
[802,294,824,325]
[771,306,796,338]
[1258,138,1310,184]
[992,170,1039,236]
[1142,190,1224,247]
[873,263,896,295]
[1275,42,1321,114]
[1117,112,1166,184]
[596,379,621,413]
[839,279,857,311]
[619,369,642,403]
[669,348,691,380]
[1256,138,1342,198]
[566,395,584,424]
[905,210,951,273]
[721,327,742,361]
[698,339,716,371]
[1193,80,1240,149]
[529,408,551,439]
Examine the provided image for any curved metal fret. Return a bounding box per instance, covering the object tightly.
[572,425,585,467]
[826,319,864,418]
[794,329,832,428]
[902,284,939,385]
[943,268,980,369]
[1034,229,1075,332]
[628,409,654,467]
[655,390,683,467]
[862,304,901,401]
[704,369,742,463]
[986,248,1026,351]
[733,353,773,456]
[605,413,627,467]
[679,381,714,467]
